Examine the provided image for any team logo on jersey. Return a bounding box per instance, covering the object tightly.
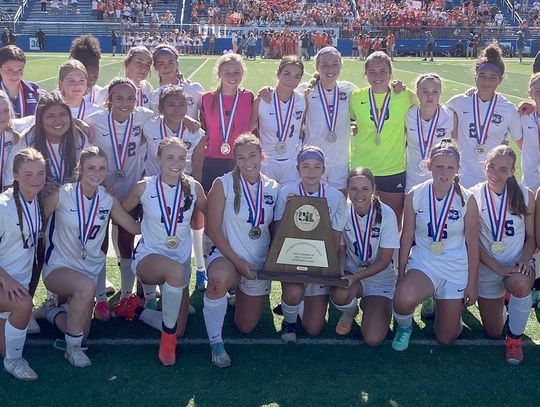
[98,208,110,220]
[295,110,303,120]
[263,193,275,206]
[448,209,460,221]
[492,114,502,125]
[186,96,194,106]
[339,92,347,101]
[132,126,142,138]
[184,141,193,150]
[436,128,447,137]
[3,140,12,151]
[371,227,380,238]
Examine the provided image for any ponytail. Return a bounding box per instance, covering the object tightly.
[232,166,241,214]
[304,72,320,97]
[453,175,465,206]
[180,173,193,212]
[371,195,382,225]
[507,175,527,217]
[12,180,26,246]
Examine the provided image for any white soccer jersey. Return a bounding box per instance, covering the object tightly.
[132,175,197,266]
[446,93,522,188]
[342,201,399,286]
[471,182,529,276]
[69,99,100,122]
[150,80,204,119]
[94,80,154,110]
[86,107,154,200]
[1,130,20,189]
[405,105,454,192]
[257,89,305,161]
[274,181,347,232]
[142,115,205,176]
[213,171,279,269]
[83,84,104,106]
[407,180,472,285]
[0,189,41,288]
[12,116,34,134]
[43,183,113,281]
[298,80,357,168]
[520,112,540,191]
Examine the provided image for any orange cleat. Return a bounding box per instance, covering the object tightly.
[94,301,111,321]
[505,336,523,365]
[159,330,177,366]
[113,295,141,321]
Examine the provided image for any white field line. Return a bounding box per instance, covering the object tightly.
[187,58,209,80]
[26,337,540,347]
[36,60,122,84]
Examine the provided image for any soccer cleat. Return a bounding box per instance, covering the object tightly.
[65,346,92,368]
[94,301,111,321]
[158,331,177,366]
[145,298,157,310]
[27,315,41,334]
[113,295,141,321]
[420,297,435,319]
[280,321,297,344]
[3,357,38,381]
[505,336,524,365]
[336,313,355,336]
[210,342,231,368]
[392,325,413,352]
[196,269,207,292]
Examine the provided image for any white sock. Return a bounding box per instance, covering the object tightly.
[162,282,183,330]
[192,228,206,270]
[508,294,532,337]
[203,294,227,345]
[142,283,156,301]
[139,309,163,331]
[65,331,84,351]
[95,264,107,302]
[5,319,26,359]
[298,300,305,321]
[119,258,135,299]
[281,300,300,324]
[333,298,358,317]
[393,309,413,329]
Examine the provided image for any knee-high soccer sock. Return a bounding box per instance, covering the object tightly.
[162,282,183,330]
[65,331,84,351]
[333,298,358,317]
[508,294,532,337]
[136,308,162,331]
[281,300,300,324]
[95,264,108,303]
[119,258,135,299]
[393,309,413,329]
[142,283,156,301]
[5,319,27,359]
[192,228,206,271]
[203,294,227,345]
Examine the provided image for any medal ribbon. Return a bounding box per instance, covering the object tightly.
[20,193,40,249]
[273,90,295,143]
[298,182,326,198]
[240,174,263,228]
[428,182,455,242]
[351,204,375,262]
[76,182,100,252]
[0,132,4,187]
[77,99,86,120]
[160,119,185,139]
[317,83,339,133]
[472,93,498,146]
[156,176,184,237]
[108,112,134,171]
[368,88,391,135]
[484,184,508,242]
[46,140,65,183]
[416,106,440,160]
[218,91,239,146]
[137,88,143,107]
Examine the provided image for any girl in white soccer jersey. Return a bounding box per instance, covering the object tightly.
[122,137,207,366]
[276,145,347,343]
[0,148,45,381]
[0,90,21,191]
[392,140,479,351]
[203,134,279,368]
[446,43,522,189]
[85,78,154,320]
[470,146,535,365]
[405,74,455,193]
[249,56,306,185]
[42,146,140,368]
[331,167,399,346]
[58,60,100,123]
[520,73,540,191]
[150,44,204,119]
[69,35,103,106]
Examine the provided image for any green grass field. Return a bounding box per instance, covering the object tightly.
[6,54,540,406]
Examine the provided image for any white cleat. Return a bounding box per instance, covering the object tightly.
[4,357,38,381]
[65,347,92,368]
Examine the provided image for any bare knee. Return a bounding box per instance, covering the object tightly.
[393,288,419,314]
[74,279,96,302]
[282,285,304,305]
[206,275,228,298]
[166,266,185,287]
[362,329,387,347]
[303,321,323,337]
[436,331,458,345]
[11,295,33,317]
[235,318,257,334]
[331,288,353,306]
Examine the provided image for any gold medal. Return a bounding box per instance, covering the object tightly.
[220,142,231,155]
[165,236,180,249]
[430,241,444,256]
[490,241,505,255]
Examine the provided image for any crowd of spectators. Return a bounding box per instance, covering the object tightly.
[116,28,207,55]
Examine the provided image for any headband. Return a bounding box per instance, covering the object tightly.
[297,146,325,165]
[153,47,177,60]
[316,46,341,59]
[476,62,502,77]
[430,147,460,162]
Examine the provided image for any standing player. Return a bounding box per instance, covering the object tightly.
[58,60,100,123]
[331,167,399,346]
[392,140,479,351]
[203,134,278,368]
[446,43,522,188]
[275,146,347,343]
[69,35,103,106]
[470,146,535,364]
[0,148,45,380]
[520,73,540,191]
[0,90,21,190]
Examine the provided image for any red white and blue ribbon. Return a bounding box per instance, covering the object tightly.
[317,83,339,134]
[472,92,498,146]
[484,183,508,242]
[369,88,391,135]
[108,112,134,171]
[351,204,375,262]
[417,106,440,160]
[46,140,65,183]
[137,88,143,107]
[273,90,295,143]
[298,182,326,198]
[156,176,184,237]
[75,182,100,253]
[76,99,86,120]
[160,119,185,140]
[428,181,455,242]
[218,91,239,147]
[20,194,40,249]
[241,174,263,229]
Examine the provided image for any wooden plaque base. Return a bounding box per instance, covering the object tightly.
[258,269,348,287]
